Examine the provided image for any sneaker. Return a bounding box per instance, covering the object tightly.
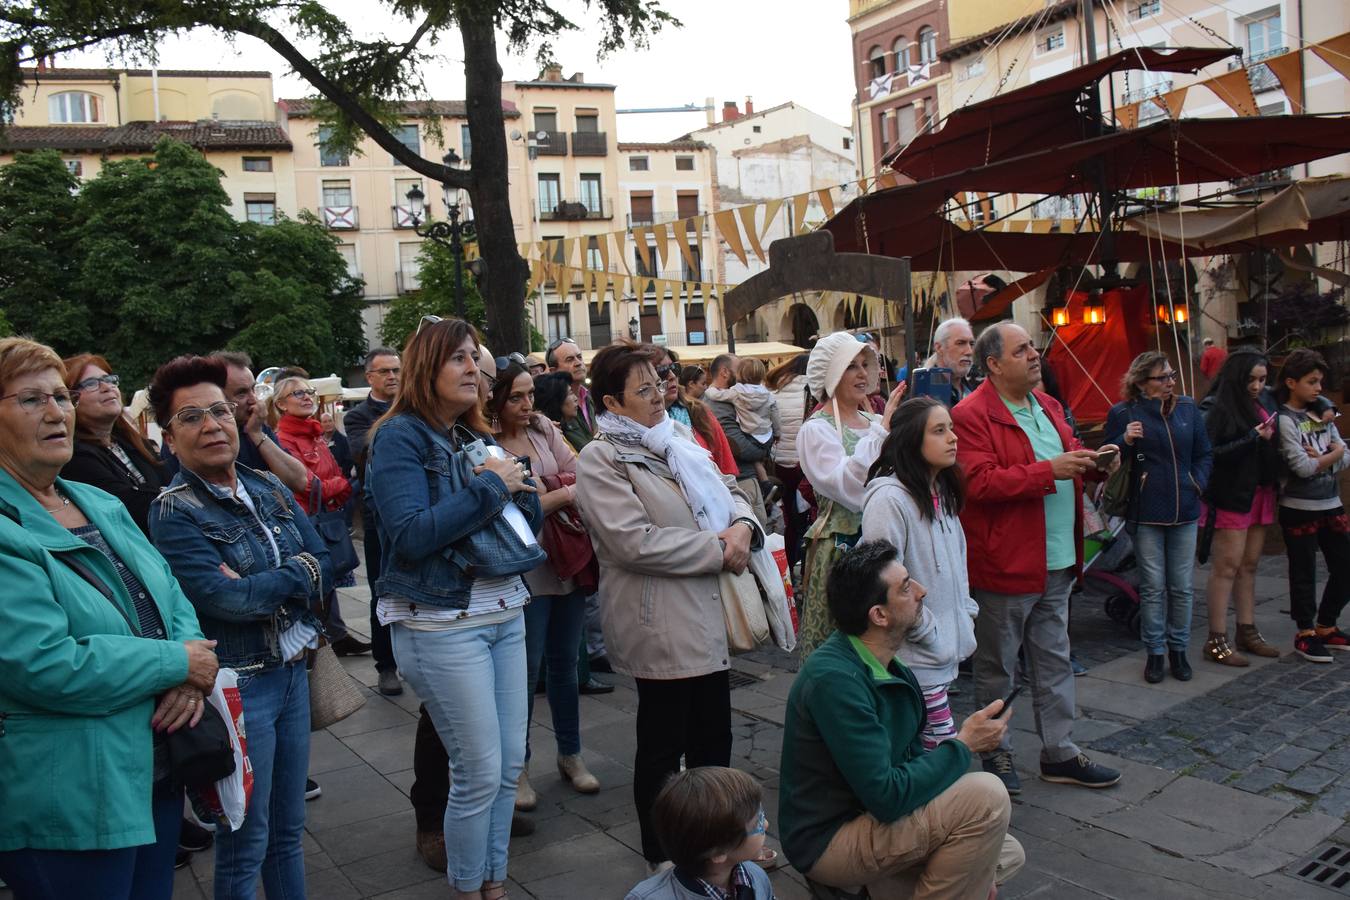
[178,817,214,852]
[1315,627,1350,652]
[305,778,322,801]
[377,669,403,696]
[981,751,1022,795]
[1296,632,1334,663]
[1040,753,1122,788]
[331,635,372,656]
[579,675,615,695]
[1070,654,1088,676]
[174,847,192,870]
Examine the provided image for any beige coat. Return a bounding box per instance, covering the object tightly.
[576,430,755,680]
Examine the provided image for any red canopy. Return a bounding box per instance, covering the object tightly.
[885,46,1239,180]
[1044,286,1154,424]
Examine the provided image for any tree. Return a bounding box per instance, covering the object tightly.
[379,240,487,349]
[2,0,678,352]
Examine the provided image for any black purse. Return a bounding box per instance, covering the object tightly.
[58,553,236,786]
[307,478,359,578]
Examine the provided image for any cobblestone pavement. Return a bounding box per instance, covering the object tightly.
[10,549,1350,899]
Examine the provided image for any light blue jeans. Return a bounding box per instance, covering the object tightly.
[392,613,527,893]
[215,660,309,900]
[1133,523,1198,655]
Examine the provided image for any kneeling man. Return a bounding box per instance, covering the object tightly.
[780,540,1024,899]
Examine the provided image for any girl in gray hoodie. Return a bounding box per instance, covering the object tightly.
[860,397,978,749]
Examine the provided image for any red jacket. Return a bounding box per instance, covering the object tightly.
[695,415,740,478]
[275,414,352,512]
[951,379,1084,595]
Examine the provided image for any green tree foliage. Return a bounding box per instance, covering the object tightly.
[0,0,677,353]
[379,240,487,350]
[0,140,365,386]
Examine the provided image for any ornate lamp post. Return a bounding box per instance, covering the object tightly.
[405,149,481,320]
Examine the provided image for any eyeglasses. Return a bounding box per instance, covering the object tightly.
[167,401,237,429]
[1,389,79,413]
[656,363,681,380]
[417,314,444,335]
[746,808,768,837]
[619,384,660,401]
[74,373,120,392]
[1146,372,1178,383]
[368,366,401,377]
[284,388,318,401]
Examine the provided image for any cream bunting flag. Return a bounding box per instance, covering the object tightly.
[1310,33,1350,81]
[713,210,748,266]
[597,235,610,272]
[760,199,784,241]
[632,228,652,271]
[791,193,811,234]
[676,233,698,274]
[1200,68,1259,118]
[595,271,610,309]
[651,222,671,269]
[1263,50,1304,112]
[561,237,578,267]
[612,230,631,274]
[738,205,766,262]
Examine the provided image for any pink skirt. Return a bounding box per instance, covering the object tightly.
[1204,484,1277,530]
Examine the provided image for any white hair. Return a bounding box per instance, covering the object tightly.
[933,317,972,347]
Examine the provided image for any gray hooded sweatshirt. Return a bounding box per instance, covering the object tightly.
[861,475,978,689]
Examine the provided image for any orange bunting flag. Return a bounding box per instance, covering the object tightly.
[738,205,766,262]
[792,193,811,234]
[1116,102,1140,129]
[1158,85,1188,119]
[713,210,748,266]
[1201,68,1259,118]
[1263,50,1304,112]
[1310,33,1350,82]
[816,189,836,220]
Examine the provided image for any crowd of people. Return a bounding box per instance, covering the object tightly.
[0,313,1345,900]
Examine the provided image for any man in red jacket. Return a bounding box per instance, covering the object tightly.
[952,322,1122,795]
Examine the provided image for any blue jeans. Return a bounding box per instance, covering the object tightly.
[1133,523,1198,655]
[524,589,586,759]
[392,613,527,892]
[0,784,180,900]
[215,660,310,900]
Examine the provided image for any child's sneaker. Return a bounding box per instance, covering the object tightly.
[1296,632,1334,663]
[1315,626,1350,651]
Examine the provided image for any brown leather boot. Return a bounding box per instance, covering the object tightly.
[416,830,446,873]
[1236,623,1280,658]
[1204,633,1248,667]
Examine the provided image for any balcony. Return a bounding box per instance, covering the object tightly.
[1229,47,1289,95]
[321,205,359,230]
[1129,0,1160,18]
[392,205,420,229]
[538,198,613,221]
[1120,79,1172,105]
[627,210,706,229]
[571,131,609,156]
[396,269,421,294]
[535,131,567,156]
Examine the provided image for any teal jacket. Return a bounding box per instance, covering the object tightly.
[778,629,972,874]
[0,472,203,851]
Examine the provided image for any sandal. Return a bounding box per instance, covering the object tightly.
[481,884,508,900]
[1204,633,1248,667]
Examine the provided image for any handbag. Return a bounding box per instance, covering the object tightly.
[539,472,599,591]
[308,643,367,731]
[1102,406,1143,521]
[307,478,359,578]
[719,567,770,654]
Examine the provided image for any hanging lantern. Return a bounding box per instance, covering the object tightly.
[1050,306,1071,327]
[1083,292,1106,325]
[1156,303,1171,324]
[1174,305,1189,325]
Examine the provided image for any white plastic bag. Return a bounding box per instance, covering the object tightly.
[752,535,797,652]
[187,668,253,832]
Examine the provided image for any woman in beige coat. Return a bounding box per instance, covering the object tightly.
[575,341,761,870]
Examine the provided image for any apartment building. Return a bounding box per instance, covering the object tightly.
[1,66,295,220]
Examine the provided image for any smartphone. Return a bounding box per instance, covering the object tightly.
[995,686,1023,719]
[463,439,490,467]
[1261,410,1279,428]
[1095,447,1118,469]
[911,367,955,407]
[515,455,533,477]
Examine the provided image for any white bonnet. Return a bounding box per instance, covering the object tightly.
[806,331,876,400]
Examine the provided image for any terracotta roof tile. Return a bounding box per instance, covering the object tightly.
[279,98,520,118]
[0,120,293,153]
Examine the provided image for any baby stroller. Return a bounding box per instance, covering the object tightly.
[1079,492,1143,638]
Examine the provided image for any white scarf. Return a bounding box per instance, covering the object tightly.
[596,410,736,533]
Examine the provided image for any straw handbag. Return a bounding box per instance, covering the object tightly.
[308,644,367,731]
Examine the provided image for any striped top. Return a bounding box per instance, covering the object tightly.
[378,574,529,630]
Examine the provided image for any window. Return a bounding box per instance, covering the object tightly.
[878,110,892,149]
[576,113,599,133]
[959,56,985,82]
[894,37,911,72]
[244,194,277,225]
[586,237,603,272]
[547,305,570,341]
[538,173,561,214]
[675,156,695,171]
[681,242,703,282]
[391,124,419,163]
[633,246,657,279]
[534,110,558,132]
[337,244,359,279]
[1246,12,1282,58]
[322,180,352,207]
[64,159,83,177]
[579,174,602,214]
[1131,0,1160,19]
[676,191,700,220]
[398,242,422,292]
[842,137,852,150]
[48,91,103,124]
[752,125,762,133]
[317,127,349,167]
[896,105,918,145]
[1036,27,1065,55]
[918,27,937,64]
[867,45,887,79]
[461,124,472,163]
[242,156,273,172]
[629,156,650,171]
[629,191,654,226]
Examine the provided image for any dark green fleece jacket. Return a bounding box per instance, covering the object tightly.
[778,629,972,873]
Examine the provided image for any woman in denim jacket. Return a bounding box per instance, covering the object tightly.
[148,356,331,900]
[366,317,544,900]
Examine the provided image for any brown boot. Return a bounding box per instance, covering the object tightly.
[515,768,538,811]
[416,830,447,873]
[1203,633,1248,667]
[1236,623,1280,658]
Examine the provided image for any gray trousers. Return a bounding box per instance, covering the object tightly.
[973,568,1079,765]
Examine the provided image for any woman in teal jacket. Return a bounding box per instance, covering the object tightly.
[0,338,218,900]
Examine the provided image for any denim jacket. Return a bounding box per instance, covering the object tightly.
[150,464,331,671]
[366,413,546,610]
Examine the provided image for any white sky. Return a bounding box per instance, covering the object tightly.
[58,0,858,142]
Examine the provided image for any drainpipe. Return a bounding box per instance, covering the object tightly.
[151,67,161,122]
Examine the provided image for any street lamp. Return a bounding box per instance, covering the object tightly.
[405,150,480,320]
[628,316,640,340]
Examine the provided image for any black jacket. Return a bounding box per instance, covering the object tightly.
[343,396,391,469]
[61,435,166,535]
[1199,389,1279,513]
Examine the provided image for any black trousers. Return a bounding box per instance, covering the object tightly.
[363,508,396,673]
[1281,506,1350,630]
[633,671,732,863]
[411,704,450,833]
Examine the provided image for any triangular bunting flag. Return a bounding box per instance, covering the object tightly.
[816,189,836,220]
[612,230,631,274]
[1263,50,1304,112]
[632,227,652,271]
[595,271,610,310]
[689,215,705,244]
[1201,68,1259,117]
[1310,33,1350,82]
[713,210,748,266]
[676,233,698,274]
[875,173,900,190]
[1158,85,1188,119]
[792,193,811,234]
[561,237,577,267]
[738,205,766,263]
[1117,102,1140,129]
[760,199,784,241]
[652,222,671,269]
[597,234,610,272]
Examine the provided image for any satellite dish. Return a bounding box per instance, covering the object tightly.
[510,129,522,141]
[536,130,548,140]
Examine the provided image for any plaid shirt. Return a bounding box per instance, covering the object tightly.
[673,863,768,900]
